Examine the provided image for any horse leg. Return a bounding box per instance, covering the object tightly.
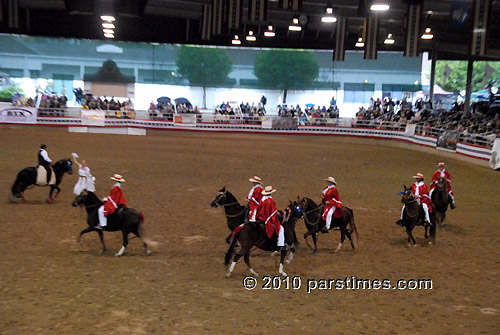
[226,252,245,278]
[345,230,355,250]
[424,225,429,239]
[334,229,346,253]
[53,186,60,198]
[243,252,258,277]
[115,231,129,257]
[77,226,95,244]
[279,249,287,277]
[285,247,295,264]
[47,186,55,204]
[406,226,416,247]
[97,230,107,254]
[135,228,151,255]
[225,232,232,244]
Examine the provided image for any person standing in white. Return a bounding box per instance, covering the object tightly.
[71,153,95,195]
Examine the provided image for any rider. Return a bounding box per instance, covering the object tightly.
[97,174,127,229]
[321,177,342,233]
[430,162,456,209]
[411,173,433,225]
[247,176,263,222]
[257,186,285,250]
[38,144,52,184]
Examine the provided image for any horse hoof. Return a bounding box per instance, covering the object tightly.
[428,241,433,245]
[413,244,418,248]
[285,259,292,265]
[46,198,53,204]
[114,253,122,257]
[407,243,411,248]
[280,272,288,277]
[225,273,231,278]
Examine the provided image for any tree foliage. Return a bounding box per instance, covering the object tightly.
[254,49,320,90]
[434,61,500,93]
[175,45,232,87]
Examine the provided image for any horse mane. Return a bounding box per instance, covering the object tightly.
[85,191,102,205]
[303,197,319,209]
[225,190,244,207]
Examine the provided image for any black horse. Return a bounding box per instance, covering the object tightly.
[399,186,436,246]
[298,197,358,254]
[431,177,449,226]
[11,158,73,203]
[224,201,301,278]
[211,187,247,243]
[72,190,151,257]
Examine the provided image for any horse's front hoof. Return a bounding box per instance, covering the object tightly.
[46,198,53,204]
[225,272,231,278]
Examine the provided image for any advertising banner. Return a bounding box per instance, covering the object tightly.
[436,130,459,151]
[81,110,105,126]
[0,106,37,124]
[489,138,500,170]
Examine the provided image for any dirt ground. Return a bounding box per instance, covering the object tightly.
[1,125,499,335]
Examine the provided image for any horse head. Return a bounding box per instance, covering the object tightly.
[436,177,447,189]
[210,186,227,208]
[401,185,415,204]
[288,200,303,220]
[72,190,100,208]
[54,158,73,175]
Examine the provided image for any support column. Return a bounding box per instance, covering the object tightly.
[464,57,474,113]
[429,49,437,105]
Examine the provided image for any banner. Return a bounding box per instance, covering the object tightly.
[436,130,459,152]
[333,17,347,62]
[226,0,242,31]
[489,138,500,170]
[404,124,416,136]
[364,15,379,60]
[212,0,224,35]
[248,0,267,22]
[404,3,422,58]
[262,117,298,130]
[0,106,37,124]
[174,114,197,126]
[201,5,212,41]
[81,110,105,127]
[470,0,492,57]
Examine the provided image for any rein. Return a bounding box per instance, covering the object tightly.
[224,206,247,218]
[302,199,322,226]
[215,192,246,218]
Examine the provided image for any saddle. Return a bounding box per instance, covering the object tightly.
[36,165,55,186]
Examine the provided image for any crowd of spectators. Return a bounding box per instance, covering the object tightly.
[148,99,198,120]
[277,104,339,120]
[214,101,265,117]
[11,91,68,116]
[81,95,135,118]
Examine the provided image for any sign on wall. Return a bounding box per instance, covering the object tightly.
[0,106,37,124]
[81,110,105,126]
[489,138,500,170]
[436,130,459,151]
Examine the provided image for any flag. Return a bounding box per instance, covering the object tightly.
[8,0,19,29]
[364,15,379,60]
[443,64,452,83]
[212,0,224,35]
[449,1,469,30]
[201,4,212,41]
[404,3,422,57]
[483,63,495,86]
[333,17,347,62]
[248,0,267,22]
[470,0,492,57]
[279,0,302,11]
[226,0,242,31]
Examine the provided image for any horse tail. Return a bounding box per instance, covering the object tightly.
[137,212,159,248]
[346,207,359,240]
[224,227,242,266]
[139,211,145,223]
[11,169,26,197]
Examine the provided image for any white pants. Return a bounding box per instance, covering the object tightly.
[325,207,336,230]
[277,224,285,247]
[400,204,430,223]
[249,208,257,222]
[98,206,107,227]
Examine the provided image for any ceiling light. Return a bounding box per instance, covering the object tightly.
[414,80,419,85]
[264,31,275,37]
[384,33,394,44]
[246,30,256,41]
[100,15,115,22]
[288,25,302,31]
[104,33,115,39]
[232,35,241,45]
[326,7,333,15]
[321,16,337,23]
[292,17,299,25]
[421,27,433,40]
[370,2,390,11]
[103,29,114,34]
[355,37,364,47]
[102,23,115,29]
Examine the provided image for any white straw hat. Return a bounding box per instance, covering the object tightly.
[249,176,262,183]
[325,176,337,184]
[261,185,276,195]
[413,173,424,179]
[110,174,125,182]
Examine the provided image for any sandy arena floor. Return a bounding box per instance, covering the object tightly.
[0,125,499,334]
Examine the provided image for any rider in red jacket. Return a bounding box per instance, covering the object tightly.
[97,174,127,229]
[429,162,456,209]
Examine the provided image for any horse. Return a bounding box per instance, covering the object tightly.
[431,177,449,226]
[72,190,151,257]
[11,158,73,203]
[298,197,358,254]
[211,186,247,243]
[224,201,302,278]
[399,186,436,246]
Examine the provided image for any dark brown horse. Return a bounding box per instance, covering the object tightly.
[224,201,301,278]
[431,177,449,226]
[297,197,358,254]
[211,187,247,243]
[400,186,436,246]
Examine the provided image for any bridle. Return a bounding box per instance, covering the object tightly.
[213,191,246,218]
[300,198,322,226]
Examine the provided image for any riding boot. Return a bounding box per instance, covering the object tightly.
[320,226,329,233]
[449,198,456,210]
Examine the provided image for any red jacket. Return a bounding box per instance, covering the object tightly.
[411,182,433,212]
[247,184,263,212]
[257,196,281,238]
[322,185,343,219]
[103,185,127,216]
[430,169,453,192]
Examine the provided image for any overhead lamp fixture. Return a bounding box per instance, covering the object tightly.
[292,16,299,25]
[370,1,390,11]
[421,27,433,40]
[102,23,115,29]
[104,33,115,39]
[355,37,364,47]
[264,24,275,37]
[100,15,115,22]
[288,25,302,31]
[321,6,337,23]
[384,33,394,44]
[103,28,114,34]
[246,30,256,41]
[232,34,242,45]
